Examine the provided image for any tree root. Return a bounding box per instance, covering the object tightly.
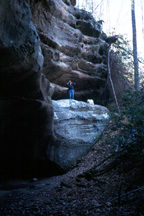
[77,153,117,179]
[109,185,144,203]
[78,147,133,179]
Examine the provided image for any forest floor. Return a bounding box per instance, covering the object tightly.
[0,118,144,216]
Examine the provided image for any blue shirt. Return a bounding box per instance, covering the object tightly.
[67,82,76,90]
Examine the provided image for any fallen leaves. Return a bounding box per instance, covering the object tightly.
[0,117,143,216]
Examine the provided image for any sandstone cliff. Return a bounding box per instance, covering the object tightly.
[0,0,110,177]
[28,0,108,104]
[0,0,60,177]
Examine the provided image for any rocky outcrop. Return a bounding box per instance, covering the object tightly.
[47,99,110,170]
[0,0,60,177]
[28,0,108,104]
[0,0,110,177]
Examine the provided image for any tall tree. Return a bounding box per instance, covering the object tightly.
[131,0,140,91]
[140,0,144,42]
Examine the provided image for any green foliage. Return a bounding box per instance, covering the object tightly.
[105,89,144,158]
[123,91,144,141]
[111,90,144,152]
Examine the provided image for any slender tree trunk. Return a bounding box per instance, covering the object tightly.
[140,0,144,42]
[92,0,94,13]
[77,0,79,8]
[108,46,120,113]
[131,0,140,91]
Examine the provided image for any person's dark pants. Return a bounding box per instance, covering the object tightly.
[69,89,74,99]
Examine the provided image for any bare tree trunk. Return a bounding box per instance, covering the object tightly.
[77,0,79,8]
[140,0,144,42]
[92,0,94,13]
[131,0,140,91]
[108,46,120,113]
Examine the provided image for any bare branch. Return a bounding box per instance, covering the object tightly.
[108,43,121,113]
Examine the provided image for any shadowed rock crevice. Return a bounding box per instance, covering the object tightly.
[0,0,62,178]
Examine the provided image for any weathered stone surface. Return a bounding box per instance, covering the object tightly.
[0,0,60,177]
[0,0,111,177]
[0,0,43,91]
[47,99,110,170]
[63,0,76,6]
[28,0,108,104]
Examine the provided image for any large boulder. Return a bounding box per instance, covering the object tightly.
[28,0,108,104]
[47,99,110,170]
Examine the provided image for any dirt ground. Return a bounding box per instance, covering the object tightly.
[0,124,144,216]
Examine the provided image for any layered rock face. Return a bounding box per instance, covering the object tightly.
[0,0,110,177]
[48,99,109,170]
[0,0,59,177]
[29,0,108,104]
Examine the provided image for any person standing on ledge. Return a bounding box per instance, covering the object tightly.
[67,80,76,99]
